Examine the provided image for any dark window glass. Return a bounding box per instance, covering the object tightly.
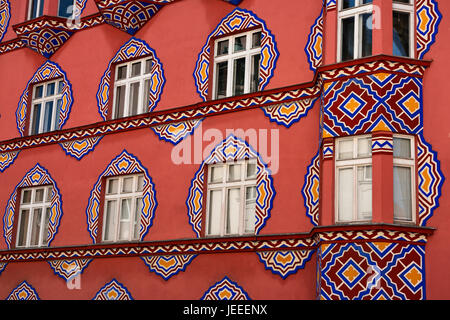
[233,58,246,96]
[217,40,229,56]
[343,0,356,9]
[29,0,44,19]
[58,0,74,18]
[361,13,372,57]
[250,54,260,93]
[341,17,355,61]
[215,62,228,99]
[31,104,41,135]
[393,11,410,57]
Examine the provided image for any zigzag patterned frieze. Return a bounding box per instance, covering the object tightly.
[0,83,319,153]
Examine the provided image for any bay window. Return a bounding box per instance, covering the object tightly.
[206,159,258,236]
[213,30,262,99]
[29,80,64,135]
[335,135,373,222]
[16,186,52,248]
[393,135,415,223]
[112,57,153,119]
[393,0,414,58]
[102,174,144,242]
[338,0,373,62]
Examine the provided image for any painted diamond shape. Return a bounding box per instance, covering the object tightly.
[339,92,366,119]
[399,263,423,293]
[337,259,365,289]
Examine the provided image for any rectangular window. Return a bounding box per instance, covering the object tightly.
[336,135,372,222]
[58,0,76,18]
[28,0,44,20]
[29,80,64,135]
[338,0,373,62]
[213,30,262,99]
[102,174,144,242]
[16,186,53,248]
[393,0,414,58]
[206,159,258,236]
[112,57,153,119]
[393,135,415,223]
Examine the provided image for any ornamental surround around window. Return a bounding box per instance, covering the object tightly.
[205,159,258,237]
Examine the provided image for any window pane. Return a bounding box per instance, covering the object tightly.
[31,104,42,135]
[215,61,228,99]
[117,65,127,80]
[55,99,62,131]
[338,168,354,222]
[361,13,372,58]
[107,178,119,195]
[114,85,126,119]
[58,81,64,94]
[119,199,131,240]
[104,200,117,241]
[250,54,260,93]
[22,190,32,204]
[342,0,356,9]
[142,79,150,112]
[17,210,30,247]
[233,57,246,96]
[131,62,141,77]
[393,11,410,57]
[393,137,411,158]
[246,162,257,179]
[30,208,42,246]
[208,190,222,235]
[122,177,134,193]
[58,0,74,17]
[30,0,43,19]
[357,166,372,220]
[46,82,55,97]
[234,35,246,52]
[217,40,229,56]
[46,186,53,202]
[252,32,262,48]
[226,188,240,235]
[34,188,44,203]
[244,186,257,233]
[144,59,152,74]
[228,164,241,182]
[129,82,140,116]
[338,139,354,160]
[137,175,145,192]
[43,101,54,133]
[42,207,50,246]
[34,85,43,99]
[357,137,372,158]
[133,198,143,240]
[394,166,413,221]
[394,0,410,3]
[341,17,355,61]
[210,166,224,183]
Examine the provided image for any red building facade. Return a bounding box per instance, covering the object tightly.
[0,0,447,300]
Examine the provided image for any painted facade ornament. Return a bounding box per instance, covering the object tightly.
[6,281,40,300]
[201,276,250,300]
[0,151,19,172]
[262,98,318,128]
[60,136,103,160]
[257,250,315,279]
[186,135,275,238]
[97,37,165,121]
[86,150,158,242]
[302,151,320,226]
[141,254,197,280]
[0,0,10,42]
[194,8,278,101]
[16,61,73,137]
[48,259,93,282]
[93,279,133,300]
[3,164,63,249]
[151,119,203,145]
[416,0,442,59]
[305,8,323,72]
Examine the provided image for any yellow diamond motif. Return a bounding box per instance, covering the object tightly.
[344,97,362,114]
[418,10,430,33]
[218,288,232,299]
[343,265,359,282]
[402,96,420,114]
[405,267,422,287]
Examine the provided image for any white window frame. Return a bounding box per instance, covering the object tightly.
[212,29,262,100]
[392,0,415,58]
[28,0,44,20]
[102,174,144,243]
[112,56,153,120]
[57,0,77,19]
[16,185,53,248]
[29,79,64,136]
[335,135,373,223]
[205,159,258,237]
[393,134,416,223]
[337,0,373,62]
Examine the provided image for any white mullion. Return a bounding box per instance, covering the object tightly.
[51,95,58,131]
[227,58,233,98]
[221,185,227,236]
[38,188,48,246]
[354,12,359,60]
